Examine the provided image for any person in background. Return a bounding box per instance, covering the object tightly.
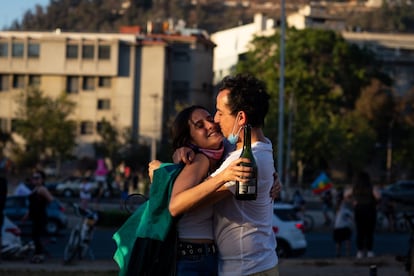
[334,187,344,213]
[333,193,354,257]
[321,189,334,226]
[80,177,93,209]
[23,170,54,263]
[352,170,379,258]
[0,152,10,263]
[378,194,396,232]
[14,177,32,196]
[292,189,306,213]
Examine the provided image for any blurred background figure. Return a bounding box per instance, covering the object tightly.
[377,194,396,232]
[333,193,354,257]
[14,177,32,196]
[23,170,54,263]
[292,189,306,213]
[352,171,379,259]
[321,190,334,226]
[80,177,93,209]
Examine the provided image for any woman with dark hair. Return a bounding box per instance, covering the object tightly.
[23,170,54,263]
[148,105,249,275]
[352,171,378,258]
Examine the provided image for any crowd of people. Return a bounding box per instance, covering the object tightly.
[291,170,387,259]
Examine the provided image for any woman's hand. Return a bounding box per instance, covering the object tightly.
[219,158,254,184]
[148,160,162,182]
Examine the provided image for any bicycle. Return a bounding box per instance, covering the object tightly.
[62,202,99,265]
[395,211,414,276]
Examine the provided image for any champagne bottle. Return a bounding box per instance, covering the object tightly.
[235,124,257,200]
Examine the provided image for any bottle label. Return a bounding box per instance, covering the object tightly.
[238,178,257,194]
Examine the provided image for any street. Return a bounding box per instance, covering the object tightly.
[6,199,410,276]
[35,218,411,261]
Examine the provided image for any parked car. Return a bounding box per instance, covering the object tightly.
[55,175,121,198]
[55,176,99,198]
[4,195,68,235]
[273,202,307,258]
[381,180,414,205]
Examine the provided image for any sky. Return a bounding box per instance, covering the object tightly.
[0,0,50,30]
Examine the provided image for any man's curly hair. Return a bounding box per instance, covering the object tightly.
[217,73,270,127]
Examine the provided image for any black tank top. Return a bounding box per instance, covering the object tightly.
[28,189,48,222]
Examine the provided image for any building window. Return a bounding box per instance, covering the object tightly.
[98,45,110,60]
[0,118,8,132]
[0,43,8,57]
[82,76,95,90]
[80,121,94,135]
[29,75,41,87]
[82,45,94,59]
[98,76,111,88]
[12,42,24,57]
[66,76,79,93]
[12,75,25,89]
[28,43,40,58]
[97,99,110,110]
[66,45,78,59]
[0,75,10,91]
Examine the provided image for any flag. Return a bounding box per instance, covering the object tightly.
[311,172,333,195]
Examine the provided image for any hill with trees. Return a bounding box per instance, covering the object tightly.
[3,0,414,34]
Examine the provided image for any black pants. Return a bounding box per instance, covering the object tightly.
[354,204,376,251]
[32,219,46,254]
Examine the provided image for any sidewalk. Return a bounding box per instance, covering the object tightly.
[279,256,407,276]
[0,255,407,276]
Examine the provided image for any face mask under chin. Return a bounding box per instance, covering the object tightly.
[226,118,242,145]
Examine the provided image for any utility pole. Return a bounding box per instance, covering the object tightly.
[150,93,159,161]
[277,0,286,184]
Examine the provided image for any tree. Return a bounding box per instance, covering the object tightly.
[236,28,389,184]
[13,88,77,173]
[94,118,123,169]
[94,118,150,172]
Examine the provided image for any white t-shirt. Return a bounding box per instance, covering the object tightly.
[334,202,354,229]
[14,182,31,196]
[211,138,278,275]
[80,182,92,200]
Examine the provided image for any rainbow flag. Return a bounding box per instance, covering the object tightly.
[311,172,333,195]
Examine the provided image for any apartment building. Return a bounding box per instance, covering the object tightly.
[0,29,215,157]
[211,13,276,84]
[342,31,414,96]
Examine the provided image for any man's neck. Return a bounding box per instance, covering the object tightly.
[236,127,266,149]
